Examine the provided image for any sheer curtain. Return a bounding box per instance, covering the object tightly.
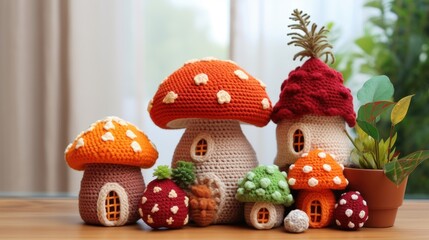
[0,0,145,195]
[0,0,367,195]
[230,0,367,166]
[0,0,70,194]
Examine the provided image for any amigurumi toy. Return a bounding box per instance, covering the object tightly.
[334,191,369,230]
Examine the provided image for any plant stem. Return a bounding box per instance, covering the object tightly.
[374,137,381,169]
[387,124,395,162]
[344,129,371,168]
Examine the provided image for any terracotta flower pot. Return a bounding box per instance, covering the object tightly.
[343,167,408,228]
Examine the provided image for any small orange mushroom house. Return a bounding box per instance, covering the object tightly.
[149,57,272,224]
[65,116,158,226]
[287,149,348,228]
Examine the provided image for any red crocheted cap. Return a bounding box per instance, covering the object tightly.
[148,58,272,129]
[64,116,159,171]
[271,58,356,127]
[287,149,348,190]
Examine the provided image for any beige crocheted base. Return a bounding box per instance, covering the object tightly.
[172,119,258,224]
[244,202,284,230]
[274,115,352,168]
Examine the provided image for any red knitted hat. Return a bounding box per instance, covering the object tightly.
[148,57,272,129]
[271,58,356,127]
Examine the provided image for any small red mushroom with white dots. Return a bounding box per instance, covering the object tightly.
[334,191,369,230]
[139,165,189,229]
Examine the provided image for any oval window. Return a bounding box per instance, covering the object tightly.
[287,124,310,157]
[190,133,213,162]
[293,129,304,153]
[310,200,322,224]
[195,139,208,156]
[257,207,270,224]
[97,183,129,226]
[105,191,120,221]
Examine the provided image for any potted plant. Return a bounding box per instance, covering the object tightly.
[344,75,429,227]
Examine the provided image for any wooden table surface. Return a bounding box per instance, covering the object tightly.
[0,198,428,239]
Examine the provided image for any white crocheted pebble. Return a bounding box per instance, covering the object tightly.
[284,209,309,233]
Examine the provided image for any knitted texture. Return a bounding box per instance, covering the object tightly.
[271,57,356,127]
[236,165,294,206]
[296,189,336,228]
[139,179,189,229]
[244,202,284,230]
[79,164,145,226]
[148,57,272,129]
[65,116,158,170]
[172,119,258,224]
[287,149,348,190]
[274,115,353,167]
[283,209,309,233]
[189,185,217,227]
[334,191,369,230]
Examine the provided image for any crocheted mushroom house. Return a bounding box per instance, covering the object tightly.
[139,165,189,229]
[287,149,348,228]
[64,116,158,226]
[235,165,294,230]
[271,9,356,170]
[149,57,272,225]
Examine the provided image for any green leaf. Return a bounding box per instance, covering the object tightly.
[391,95,414,126]
[357,120,380,141]
[355,35,375,56]
[364,0,383,10]
[357,101,395,123]
[384,150,429,185]
[153,165,172,180]
[357,75,394,104]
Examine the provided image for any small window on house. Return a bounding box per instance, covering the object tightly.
[195,139,208,156]
[310,200,322,224]
[257,208,270,224]
[105,191,120,221]
[191,133,212,162]
[293,129,304,152]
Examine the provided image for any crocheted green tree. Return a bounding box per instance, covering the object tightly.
[288,9,334,64]
[172,161,196,189]
[235,165,294,206]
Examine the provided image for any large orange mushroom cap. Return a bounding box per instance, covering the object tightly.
[287,149,348,190]
[148,57,272,129]
[64,116,158,171]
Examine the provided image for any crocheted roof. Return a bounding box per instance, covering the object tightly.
[271,58,356,127]
[64,116,158,170]
[149,57,272,129]
[235,165,294,206]
[287,149,348,190]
